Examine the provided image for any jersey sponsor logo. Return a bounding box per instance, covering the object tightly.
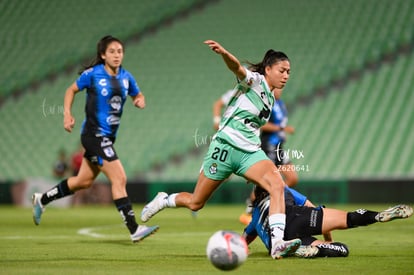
[310,209,318,227]
[106,115,120,125]
[243,118,260,129]
[99,78,107,87]
[258,105,271,120]
[101,88,108,96]
[109,96,122,111]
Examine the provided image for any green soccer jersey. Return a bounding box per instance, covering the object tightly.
[215,69,275,152]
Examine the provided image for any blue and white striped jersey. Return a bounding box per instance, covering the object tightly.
[76,64,140,137]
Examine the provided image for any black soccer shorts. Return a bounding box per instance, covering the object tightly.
[81,135,118,166]
[284,205,323,244]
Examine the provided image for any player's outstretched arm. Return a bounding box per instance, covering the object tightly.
[204,40,246,81]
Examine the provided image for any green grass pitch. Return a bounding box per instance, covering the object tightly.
[1,204,413,274]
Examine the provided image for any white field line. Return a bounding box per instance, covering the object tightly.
[1,235,72,240]
[0,225,211,240]
[77,224,123,238]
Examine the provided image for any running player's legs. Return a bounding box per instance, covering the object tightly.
[174,139,232,211]
[68,135,117,192]
[67,157,100,191]
[100,159,127,200]
[279,163,299,187]
[321,208,348,233]
[141,139,234,221]
[77,134,124,197]
[285,206,323,240]
[243,159,285,214]
[266,142,298,187]
[175,172,224,211]
[243,158,301,258]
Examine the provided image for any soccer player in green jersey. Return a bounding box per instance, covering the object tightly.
[141,40,300,259]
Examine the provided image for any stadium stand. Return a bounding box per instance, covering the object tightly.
[287,53,414,179]
[0,0,208,99]
[0,0,413,183]
[146,49,414,182]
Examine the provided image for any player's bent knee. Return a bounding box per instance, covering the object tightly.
[188,201,205,211]
[268,180,284,193]
[285,174,299,187]
[70,179,94,191]
[80,180,94,189]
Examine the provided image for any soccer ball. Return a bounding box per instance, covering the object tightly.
[206,230,248,271]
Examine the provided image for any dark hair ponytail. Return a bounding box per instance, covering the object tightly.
[247,50,289,75]
[79,35,124,74]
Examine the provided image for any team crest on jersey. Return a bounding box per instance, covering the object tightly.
[209,163,218,174]
[103,147,115,158]
[123,79,129,89]
[101,88,108,96]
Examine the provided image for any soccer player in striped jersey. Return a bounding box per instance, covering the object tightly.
[239,87,299,225]
[141,40,301,259]
[32,35,158,243]
[213,87,299,226]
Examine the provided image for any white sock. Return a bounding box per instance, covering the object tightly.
[166,193,177,207]
[269,213,286,242]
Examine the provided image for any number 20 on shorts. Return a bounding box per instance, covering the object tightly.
[211,147,228,162]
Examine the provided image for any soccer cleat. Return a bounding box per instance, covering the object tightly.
[271,238,302,259]
[315,242,349,257]
[295,245,320,258]
[32,193,45,225]
[130,225,159,243]
[140,192,168,222]
[375,204,413,222]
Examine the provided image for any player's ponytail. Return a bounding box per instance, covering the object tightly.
[247,50,289,75]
